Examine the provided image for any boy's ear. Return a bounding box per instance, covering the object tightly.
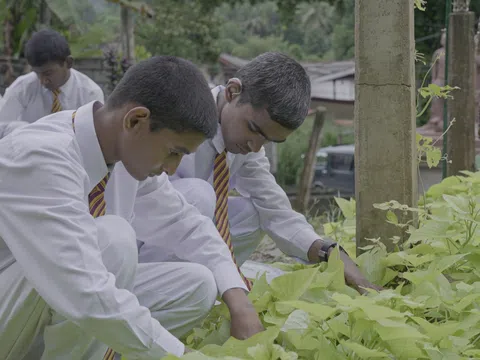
[226,77,242,101]
[123,106,151,132]
[65,55,74,69]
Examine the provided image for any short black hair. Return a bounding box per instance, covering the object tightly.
[25,29,71,67]
[235,52,311,130]
[107,56,218,138]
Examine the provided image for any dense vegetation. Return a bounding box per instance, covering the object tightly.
[2,1,478,65]
[149,171,480,359]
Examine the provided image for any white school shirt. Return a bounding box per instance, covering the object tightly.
[0,102,184,358]
[105,163,248,296]
[0,68,104,124]
[169,86,320,261]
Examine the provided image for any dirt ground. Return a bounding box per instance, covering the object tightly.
[248,236,297,264]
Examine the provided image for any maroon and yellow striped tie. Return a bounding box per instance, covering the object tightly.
[214,151,252,290]
[51,89,62,113]
[89,173,110,218]
[103,347,115,360]
[72,111,110,219]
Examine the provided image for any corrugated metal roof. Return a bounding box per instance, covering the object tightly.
[218,53,356,102]
[219,53,354,82]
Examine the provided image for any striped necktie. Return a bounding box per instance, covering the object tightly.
[214,151,252,290]
[51,89,62,113]
[71,111,110,219]
[89,173,110,218]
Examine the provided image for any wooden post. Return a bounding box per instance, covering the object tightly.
[446,1,476,176]
[38,0,51,27]
[355,0,417,254]
[295,107,326,213]
[121,6,136,64]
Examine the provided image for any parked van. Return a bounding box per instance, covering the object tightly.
[313,144,355,197]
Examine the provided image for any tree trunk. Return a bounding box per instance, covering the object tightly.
[3,12,15,86]
[39,0,52,27]
[121,6,135,64]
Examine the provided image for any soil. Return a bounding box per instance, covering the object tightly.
[248,236,297,264]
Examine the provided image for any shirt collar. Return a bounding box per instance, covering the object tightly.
[73,101,109,191]
[211,85,226,154]
[59,69,75,97]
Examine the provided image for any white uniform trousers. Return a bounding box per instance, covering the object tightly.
[1,215,217,360]
[139,178,265,267]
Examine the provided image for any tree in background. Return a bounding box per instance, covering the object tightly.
[134,0,350,64]
[211,1,335,61]
[136,0,221,65]
[1,0,478,71]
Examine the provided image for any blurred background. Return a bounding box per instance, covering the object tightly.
[0,0,479,194]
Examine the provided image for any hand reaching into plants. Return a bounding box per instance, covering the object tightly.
[308,239,383,295]
[338,249,384,294]
[229,305,265,339]
[222,288,265,340]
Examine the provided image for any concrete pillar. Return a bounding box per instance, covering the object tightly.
[355,0,417,254]
[446,3,476,176]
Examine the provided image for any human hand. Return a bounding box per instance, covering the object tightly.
[230,305,264,339]
[336,248,384,295]
[308,240,383,295]
[222,288,265,339]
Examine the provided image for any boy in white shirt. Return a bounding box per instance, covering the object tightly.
[0,28,104,123]
[0,55,262,360]
[140,52,382,294]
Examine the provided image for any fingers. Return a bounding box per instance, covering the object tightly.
[356,282,384,295]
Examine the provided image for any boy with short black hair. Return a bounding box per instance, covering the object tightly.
[0,28,104,123]
[138,52,382,294]
[0,55,262,360]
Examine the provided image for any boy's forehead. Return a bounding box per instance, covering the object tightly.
[32,62,62,73]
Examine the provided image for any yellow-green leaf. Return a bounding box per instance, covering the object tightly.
[270,268,320,301]
[340,340,390,358]
[278,300,336,321]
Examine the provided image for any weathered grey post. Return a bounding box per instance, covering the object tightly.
[446,0,476,176]
[355,0,417,254]
[295,107,326,214]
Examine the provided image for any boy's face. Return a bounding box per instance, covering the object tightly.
[220,87,293,155]
[119,107,205,181]
[31,57,72,91]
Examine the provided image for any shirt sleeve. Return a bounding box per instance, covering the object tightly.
[0,137,184,359]
[133,174,248,295]
[235,147,320,261]
[0,82,26,123]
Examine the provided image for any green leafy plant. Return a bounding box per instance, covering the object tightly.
[149,173,480,359]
